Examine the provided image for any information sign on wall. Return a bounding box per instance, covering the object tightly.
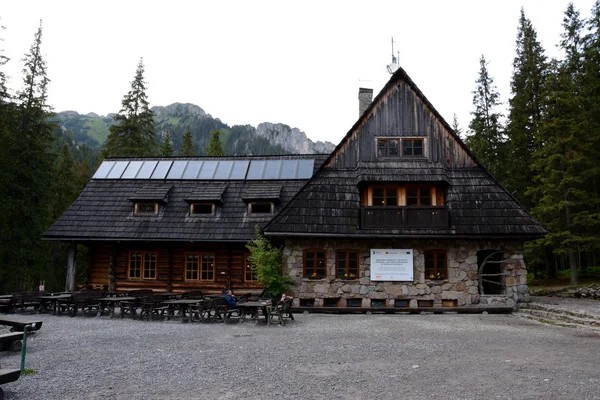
[370,249,414,281]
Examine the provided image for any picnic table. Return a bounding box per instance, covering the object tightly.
[164,299,203,323]
[96,296,136,318]
[0,332,24,352]
[236,301,272,325]
[0,318,42,332]
[37,294,73,315]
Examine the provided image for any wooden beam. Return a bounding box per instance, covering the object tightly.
[65,243,77,292]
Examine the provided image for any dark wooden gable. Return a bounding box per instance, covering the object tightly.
[264,68,546,239]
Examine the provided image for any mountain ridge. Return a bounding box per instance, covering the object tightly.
[54,102,335,156]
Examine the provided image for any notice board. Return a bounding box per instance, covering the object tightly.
[370,249,414,281]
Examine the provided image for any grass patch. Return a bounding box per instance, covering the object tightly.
[21,368,37,375]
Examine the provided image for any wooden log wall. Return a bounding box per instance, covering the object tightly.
[327,81,476,170]
[87,242,262,294]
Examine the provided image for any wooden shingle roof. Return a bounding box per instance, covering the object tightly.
[186,183,227,203]
[128,185,173,203]
[43,155,328,242]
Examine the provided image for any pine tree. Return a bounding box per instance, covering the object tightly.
[466,55,505,181]
[206,129,225,156]
[160,129,174,156]
[103,58,156,158]
[451,113,463,139]
[180,126,196,156]
[0,21,57,292]
[505,9,547,208]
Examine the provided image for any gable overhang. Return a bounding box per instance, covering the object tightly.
[263,232,545,241]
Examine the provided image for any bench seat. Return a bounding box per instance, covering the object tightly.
[0,318,43,332]
[0,368,20,385]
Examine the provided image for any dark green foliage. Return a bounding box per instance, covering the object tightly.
[206,129,225,156]
[103,58,157,158]
[466,55,506,182]
[160,129,174,156]
[246,226,294,299]
[0,22,58,292]
[505,8,548,208]
[180,126,195,156]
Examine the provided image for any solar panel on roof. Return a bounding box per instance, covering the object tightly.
[93,158,316,180]
[230,160,249,179]
[198,161,217,179]
[182,161,203,179]
[166,161,188,179]
[264,160,282,179]
[297,159,314,178]
[213,161,233,179]
[246,160,266,179]
[151,160,172,179]
[106,161,129,179]
[92,161,115,179]
[280,159,298,179]
[136,160,158,179]
[121,161,143,179]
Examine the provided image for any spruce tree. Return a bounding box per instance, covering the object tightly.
[466,55,505,181]
[104,58,156,158]
[451,113,463,139]
[207,129,225,156]
[1,21,57,291]
[180,126,196,156]
[505,9,547,208]
[160,129,174,156]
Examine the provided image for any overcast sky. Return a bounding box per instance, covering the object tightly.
[1,0,597,145]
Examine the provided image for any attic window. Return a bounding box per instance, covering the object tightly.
[190,203,215,215]
[377,137,424,157]
[135,202,158,214]
[249,202,273,214]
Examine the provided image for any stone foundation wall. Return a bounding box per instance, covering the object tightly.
[283,238,529,308]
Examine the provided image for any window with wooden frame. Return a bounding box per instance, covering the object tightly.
[128,251,157,280]
[304,250,327,278]
[185,253,199,280]
[248,202,273,214]
[376,137,425,158]
[201,253,215,281]
[424,250,447,280]
[362,184,443,207]
[134,202,158,214]
[244,254,257,282]
[336,250,359,279]
[184,252,215,281]
[406,185,432,206]
[377,138,399,157]
[190,203,215,215]
[402,138,424,156]
[372,186,398,206]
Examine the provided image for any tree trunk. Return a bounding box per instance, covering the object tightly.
[65,243,77,292]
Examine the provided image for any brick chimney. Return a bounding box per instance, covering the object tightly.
[358,88,373,117]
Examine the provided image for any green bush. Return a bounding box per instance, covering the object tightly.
[246,226,294,299]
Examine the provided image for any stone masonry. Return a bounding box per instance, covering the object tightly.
[283,238,529,309]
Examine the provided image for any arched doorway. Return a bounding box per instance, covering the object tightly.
[477,250,505,295]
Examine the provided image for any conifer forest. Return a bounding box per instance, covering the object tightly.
[1,2,600,293]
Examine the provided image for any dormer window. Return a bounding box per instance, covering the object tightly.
[377,137,425,158]
[249,202,274,214]
[190,203,215,215]
[135,202,158,214]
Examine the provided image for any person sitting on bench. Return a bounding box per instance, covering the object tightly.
[225,290,238,309]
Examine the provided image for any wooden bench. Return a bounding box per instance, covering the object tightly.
[0,318,43,332]
[3,292,42,313]
[69,291,104,317]
[0,332,24,352]
[0,366,21,400]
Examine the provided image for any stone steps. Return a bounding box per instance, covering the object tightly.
[516,302,600,332]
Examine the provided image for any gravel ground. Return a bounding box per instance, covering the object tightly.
[1,311,599,400]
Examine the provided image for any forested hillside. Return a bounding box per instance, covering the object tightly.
[53,102,334,158]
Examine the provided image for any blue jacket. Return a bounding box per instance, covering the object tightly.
[225,294,237,307]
